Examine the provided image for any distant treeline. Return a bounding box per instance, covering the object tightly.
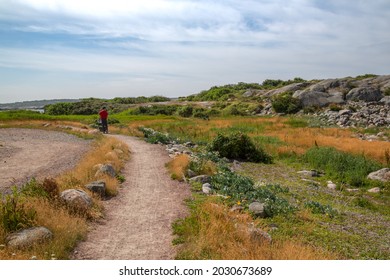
[44,96,170,115]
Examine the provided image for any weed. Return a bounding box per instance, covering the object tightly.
[0,189,37,232]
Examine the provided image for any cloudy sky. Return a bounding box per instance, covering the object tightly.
[0,0,389,103]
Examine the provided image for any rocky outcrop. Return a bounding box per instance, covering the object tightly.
[317,101,390,128]
[346,87,382,102]
[293,91,344,107]
[252,75,390,127]
[5,226,53,249]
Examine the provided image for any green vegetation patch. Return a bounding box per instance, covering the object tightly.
[303,146,382,187]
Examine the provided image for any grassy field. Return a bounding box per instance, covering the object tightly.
[1,109,389,259]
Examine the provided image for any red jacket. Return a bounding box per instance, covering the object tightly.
[99,109,108,119]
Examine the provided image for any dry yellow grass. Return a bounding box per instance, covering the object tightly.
[266,127,390,164]
[179,200,335,260]
[166,154,190,181]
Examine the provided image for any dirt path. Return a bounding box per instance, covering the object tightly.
[0,128,90,192]
[73,135,190,260]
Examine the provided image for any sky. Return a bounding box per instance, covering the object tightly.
[0,0,389,103]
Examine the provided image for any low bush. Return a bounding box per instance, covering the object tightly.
[271,92,302,114]
[208,132,272,163]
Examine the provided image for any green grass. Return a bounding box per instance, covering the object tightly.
[303,146,383,187]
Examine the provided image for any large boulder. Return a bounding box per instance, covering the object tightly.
[5,227,53,249]
[60,189,93,211]
[293,90,344,107]
[346,87,383,102]
[367,168,390,182]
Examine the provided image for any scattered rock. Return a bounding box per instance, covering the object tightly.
[95,163,116,178]
[247,224,272,243]
[327,181,337,190]
[230,205,244,212]
[367,187,381,193]
[5,227,53,249]
[367,168,390,182]
[189,175,211,184]
[248,202,266,218]
[85,181,106,197]
[202,183,212,194]
[297,170,320,177]
[346,188,359,192]
[186,169,196,178]
[60,189,93,211]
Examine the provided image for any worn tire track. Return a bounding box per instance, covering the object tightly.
[73,135,190,260]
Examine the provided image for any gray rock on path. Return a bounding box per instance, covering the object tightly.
[95,163,116,178]
[85,181,106,197]
[6,227,53,249]
[248,202,266,218]
[60,189,93,211]
[367,168,390,182]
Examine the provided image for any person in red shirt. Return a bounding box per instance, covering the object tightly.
[99,106,109,134]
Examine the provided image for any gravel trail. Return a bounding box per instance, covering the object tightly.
[73,135,190,260]
[0,128,90,192]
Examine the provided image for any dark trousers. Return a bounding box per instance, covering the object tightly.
[101,118,108,133]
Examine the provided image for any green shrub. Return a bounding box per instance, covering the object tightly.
[208,132,272,163]
[0,189,37,232]
[178,106,193,117]
[271,92,302,114]
[304,201,338,218]
[303,147,382,187]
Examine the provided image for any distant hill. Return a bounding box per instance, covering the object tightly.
[0,99,80,110]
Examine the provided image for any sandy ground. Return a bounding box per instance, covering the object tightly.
[0,128,90,192]
[73,135,191,260]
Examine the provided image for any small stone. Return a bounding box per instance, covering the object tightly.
[230,205,244,212]
[248,202,266,218]
[367,187,380,193]
[327,181,337,190]
[202,183,212,194]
